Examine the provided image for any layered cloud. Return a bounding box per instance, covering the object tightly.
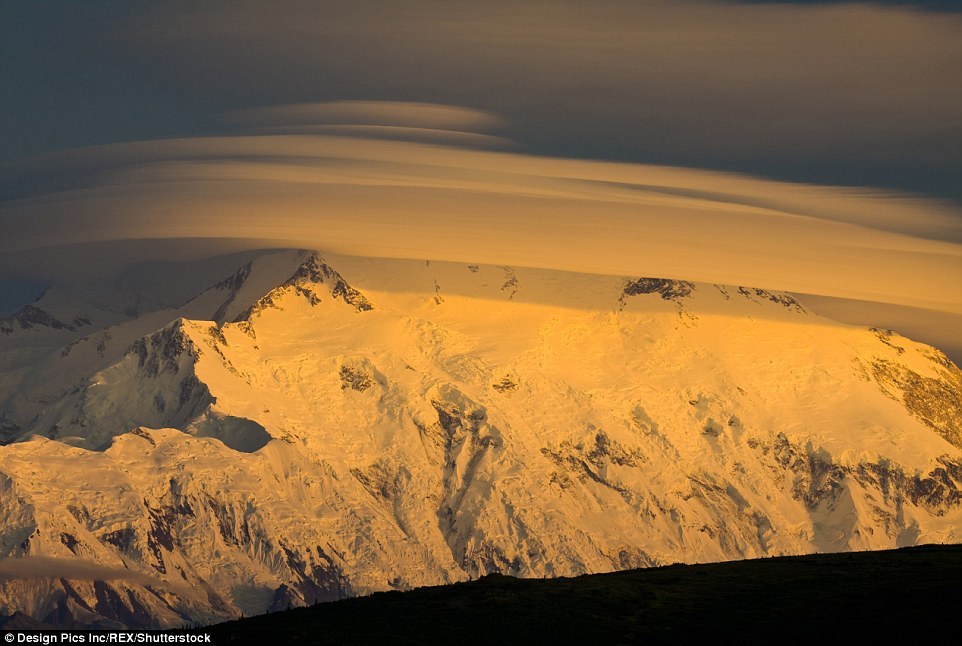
[224,101,506,132]
[87,0,962,200]
[2,99,959,306]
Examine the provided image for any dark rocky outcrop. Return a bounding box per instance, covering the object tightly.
[736,287,805,312]
[872,358,962,450]
[621,278,694,302]
[236,253,373,320]
[0,305,90,335]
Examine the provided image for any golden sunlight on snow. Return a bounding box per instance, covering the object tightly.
[1,102,959,355]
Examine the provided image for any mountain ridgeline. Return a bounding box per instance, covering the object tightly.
[0,249,959,628]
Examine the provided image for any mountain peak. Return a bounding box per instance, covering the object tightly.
[1,250,960,629]
[235,251,373,321]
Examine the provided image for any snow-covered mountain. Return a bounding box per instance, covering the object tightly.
[0,249,959,628]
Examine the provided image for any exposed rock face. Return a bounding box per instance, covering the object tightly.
[621,278,695,302]
[211,262,253,322]
[0,251,959,628]
[853,457,962,516]
[130,321,197,379]
[0,305,90,335]
[237,253,373,320]
[736,287,805,312]
[871,357,962,450]
[768,432,846,510]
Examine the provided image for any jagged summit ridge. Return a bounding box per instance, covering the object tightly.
[0,250,959,628]
[235,252,374,321]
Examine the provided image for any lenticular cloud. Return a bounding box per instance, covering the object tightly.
[1,102,960,321]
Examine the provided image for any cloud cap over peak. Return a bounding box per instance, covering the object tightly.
[2,101,959,326]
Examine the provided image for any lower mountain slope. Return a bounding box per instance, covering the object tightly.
[0,250,959,627]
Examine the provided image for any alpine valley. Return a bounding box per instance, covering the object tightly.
[0,249,959,628]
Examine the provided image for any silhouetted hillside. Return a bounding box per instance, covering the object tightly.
[201,544,962,644]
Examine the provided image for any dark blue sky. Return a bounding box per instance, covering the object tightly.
[2,0,960,204]
[0,1,210,161]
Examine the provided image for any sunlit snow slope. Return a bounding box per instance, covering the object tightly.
[1,250,959,628]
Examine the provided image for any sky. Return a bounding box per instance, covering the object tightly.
[1,0,960,358]
[3,0,961,199]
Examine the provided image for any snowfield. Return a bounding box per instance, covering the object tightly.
[0,249,959,628]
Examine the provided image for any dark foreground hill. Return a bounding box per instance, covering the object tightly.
[199,544,962,645]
